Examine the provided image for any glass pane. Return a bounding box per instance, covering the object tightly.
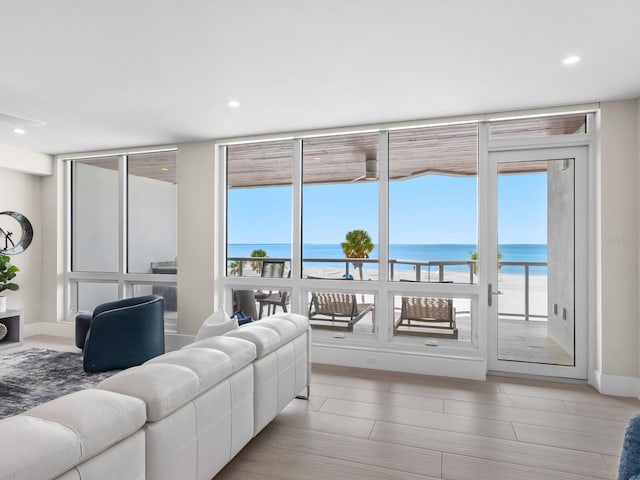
[307,291,375,335]
[303,133,379,280]
[392,294,471,342]
[72,157,119,272]
[490,114,586,140]
[226,141,293,277]
[497,158,573,366]
[389,125,478,283]
[133,284,178,333]
[128,151,177,273]
[77,282,118,312]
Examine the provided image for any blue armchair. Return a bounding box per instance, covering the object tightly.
[620,414,640,480]
[75,295,165,373]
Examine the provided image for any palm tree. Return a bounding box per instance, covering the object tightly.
[340,230,374,280]
[250,249,268,274]
[469,250,502,275]
[228,260,241,276]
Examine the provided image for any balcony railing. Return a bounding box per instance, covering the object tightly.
[226,257,547,321]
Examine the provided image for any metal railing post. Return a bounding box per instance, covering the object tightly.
[524,264,530,321]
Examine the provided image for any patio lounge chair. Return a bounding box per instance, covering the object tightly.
[308,292,374,331]
[395,296,458,339]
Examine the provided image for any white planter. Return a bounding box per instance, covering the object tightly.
[0,296,6,312]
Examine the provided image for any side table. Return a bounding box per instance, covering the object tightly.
[0,309,24,351]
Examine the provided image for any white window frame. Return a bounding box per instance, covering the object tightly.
[217,107,596,379]
[62,147,178,328]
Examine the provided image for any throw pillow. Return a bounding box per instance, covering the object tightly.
[195,308,238,341]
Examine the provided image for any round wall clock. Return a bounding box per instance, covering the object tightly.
[0,211,33,255]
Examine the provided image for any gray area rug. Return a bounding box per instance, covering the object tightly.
[0,348,119,419]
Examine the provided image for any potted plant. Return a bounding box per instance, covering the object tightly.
[0,254,19,312]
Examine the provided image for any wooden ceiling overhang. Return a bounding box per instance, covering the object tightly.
[227,114,585,188]
[81,115,586,186]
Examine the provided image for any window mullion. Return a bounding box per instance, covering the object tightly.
[291,139,303,314]
[118,154,128,297]
[378,131,389,341]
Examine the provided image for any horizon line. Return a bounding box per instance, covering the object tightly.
[227,242,548,246]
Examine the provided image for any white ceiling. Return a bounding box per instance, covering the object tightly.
[1,0,639,155]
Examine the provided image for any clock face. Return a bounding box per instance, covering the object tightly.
[0,211,33,255]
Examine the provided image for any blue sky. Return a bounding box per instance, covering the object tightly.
[227,173,548,245]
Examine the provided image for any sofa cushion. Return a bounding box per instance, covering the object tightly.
[224,325,282,358]
[224,315,309,359]
[24,389,146,460]
[0,389,146,480]
[183,336,256,371]
[271,312,310,334]
[98,363,200,422]
[145,348,233,393]
[0,415,80,480]
[251,317,299,343]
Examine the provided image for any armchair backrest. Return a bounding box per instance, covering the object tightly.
[93,295,160,319]
[84,295,165,372]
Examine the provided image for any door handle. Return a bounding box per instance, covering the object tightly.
[488,283,503,307]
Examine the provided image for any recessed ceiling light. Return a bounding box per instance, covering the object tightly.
[12,128,26,134]
[161,167,169,172]
[313,157,321,160]
[563,55,581,65]
[227,100,240,108]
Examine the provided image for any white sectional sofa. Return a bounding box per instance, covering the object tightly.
[0,312,310,480]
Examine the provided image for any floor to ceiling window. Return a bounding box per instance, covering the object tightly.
[67,150,178,331]
[220,111,593,378]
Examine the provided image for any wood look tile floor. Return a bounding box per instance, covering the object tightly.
[19,336,636,479]
[220,365,638,480]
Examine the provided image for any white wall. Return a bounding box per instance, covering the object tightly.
[0,143,51,176]
[0,167,44,324]
[597,99,639,378]
[177,141,216,335]
[637,97,640,382]
[41,159,65,323]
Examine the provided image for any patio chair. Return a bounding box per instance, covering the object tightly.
[260,260,285,278]
[395,296,458,339]
[254,260,286,299]
[257,290,289,318]
[255,264,289,318]
[308,292,374,331]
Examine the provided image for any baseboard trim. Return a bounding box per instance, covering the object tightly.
[312,343,487,380]
[24,323,195,353]
[24,321,75,338]
[593,369,640,398]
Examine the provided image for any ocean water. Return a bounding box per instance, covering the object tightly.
[227,243,548,275]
